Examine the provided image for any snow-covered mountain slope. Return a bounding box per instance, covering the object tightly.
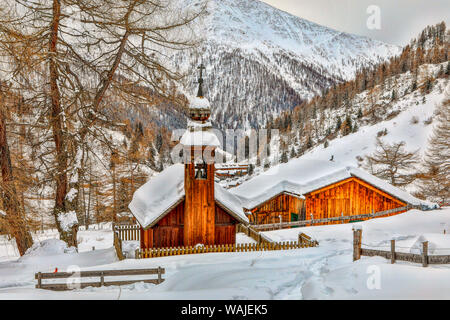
[296,63,448,163]
[175,0,400,129]
[239,62,448,195]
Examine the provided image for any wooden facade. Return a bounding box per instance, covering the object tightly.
[304,177,406,224]
[140,201,238,250]
[184,161,216,246]
[248,193,305,224]
[248,177,407,226]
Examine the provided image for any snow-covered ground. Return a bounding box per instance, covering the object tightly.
[0,208,449,299]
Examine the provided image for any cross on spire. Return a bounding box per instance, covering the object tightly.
[197,63,205,98]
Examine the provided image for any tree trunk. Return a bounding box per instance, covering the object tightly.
[49,0,78,247]
[0,99,33,256]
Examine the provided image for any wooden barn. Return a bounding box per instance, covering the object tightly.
[128,66,249,250]
[231,160,428,226]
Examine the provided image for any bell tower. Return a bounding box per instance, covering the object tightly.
[181,63,219,246]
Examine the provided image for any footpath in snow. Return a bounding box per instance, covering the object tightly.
[0,208,449,299]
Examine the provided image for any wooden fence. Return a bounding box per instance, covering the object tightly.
[353,227,450,267]
[113,223,140,241]
[236,224,272,244]
[35,267,165,291]
[137,236,318,259]
[252,205,415,231]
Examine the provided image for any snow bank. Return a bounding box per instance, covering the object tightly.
[122,241,140,259]
[410,234,450,255]
[20,239,76,261]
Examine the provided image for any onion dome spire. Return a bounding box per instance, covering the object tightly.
[189,63,211,123]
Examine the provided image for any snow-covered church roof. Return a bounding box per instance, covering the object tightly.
[230,159,434,210]
[128,164,248,229]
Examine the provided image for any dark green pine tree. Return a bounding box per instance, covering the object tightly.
[290,147,296,159]
[281,151,288,163]
[357,108,363,119]
[306,136,313,149]
[335,116,342,133]
[391,89,396,101]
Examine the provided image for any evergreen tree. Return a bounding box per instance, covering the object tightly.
[248,164,254,176]
[306,136,313,149]
[290,147,296,159]
[324,140,329,148]
[335,117,342,133]
[391,89,396,101]
[357,108,363,119]
[281,151,288,163]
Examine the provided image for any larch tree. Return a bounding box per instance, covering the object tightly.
[0,0,207,247]
[0,86,34,255]
[363,138,419,187]
[417,97,450,203]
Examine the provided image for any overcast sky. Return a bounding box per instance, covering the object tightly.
[262,0,450,45]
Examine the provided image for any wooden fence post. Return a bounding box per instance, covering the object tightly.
[100,272,105,287]
[390,239,396,264]
[422,241,428,267]
[352,226,362,261]
[157,267,162,284]
[37,272,42,289]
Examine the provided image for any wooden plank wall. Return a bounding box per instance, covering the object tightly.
[140,202,239,249]
[305,177,406,225]
[184,162,216,246]
[249,194,304,224]
[215,205,237,245]
[140,201,184,249]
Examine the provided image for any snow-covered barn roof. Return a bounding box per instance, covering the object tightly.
[128,164,248,229]
[230,159,434,210]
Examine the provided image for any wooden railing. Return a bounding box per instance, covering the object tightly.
[113,223,140,241]
[137,239,318,259]
[353,227,450,267]
[252,205,415,231]
[236,224,272,243]
[35,267,165,291]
